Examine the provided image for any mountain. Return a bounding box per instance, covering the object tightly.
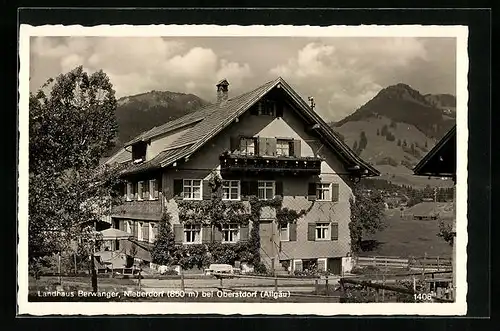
[331,83,456,188]
[108,90,210,156]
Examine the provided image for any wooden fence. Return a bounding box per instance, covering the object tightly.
[355,255,452,272]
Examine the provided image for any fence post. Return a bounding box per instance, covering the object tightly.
[74,252,77,275]
[58,252,62,285]
[437,256,440,271]
[325,275,329,295]
[138,268,141,291]
[314,279,319,295]
[274,277,278,292]
[422,253,427,280]
[219,276,223,289]
[180,269,185,291]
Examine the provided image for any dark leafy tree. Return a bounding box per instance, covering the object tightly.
[349,187,386,253]
[29,66,121,290]
[151,211,176,266]
[381,124,389,137]
[376,128,380,136]
[437,220,455,246]
[359,131,368,151]
[397,139,402,146]
[403,139,407,147]
[353,140,358,153]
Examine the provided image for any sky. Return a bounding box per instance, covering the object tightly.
[29,36,456,122]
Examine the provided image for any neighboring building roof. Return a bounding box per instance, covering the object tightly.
[414,125,456,178]
[406,202,454,218]
[117,77,380,177]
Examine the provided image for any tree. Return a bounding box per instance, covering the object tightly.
[403,139,407,147]
[151,211,176,266]
[376,128,380,136]
[349,186,386,253]
[397,139,402,147]
[359,131,368,151]
[425,140,428,148]
[381,125,388,137]
[353,140,358,153]
[29,66,121,290]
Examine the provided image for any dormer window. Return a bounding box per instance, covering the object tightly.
[132,141,147,162]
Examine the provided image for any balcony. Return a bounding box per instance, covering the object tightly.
[219,151,322,176]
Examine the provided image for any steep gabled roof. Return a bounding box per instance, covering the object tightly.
[119,77,380,177]
[413,125,456,177]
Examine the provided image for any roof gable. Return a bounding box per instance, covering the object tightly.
[413,125,456,177]
[120,77,379,177]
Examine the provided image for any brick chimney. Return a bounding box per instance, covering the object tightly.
[216,79,229,103]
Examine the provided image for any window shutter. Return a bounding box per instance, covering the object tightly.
[143,222,149,242]
[317,259,326,272]
[230,136,240,153]
[239,225,249,242]
[307,223,316,241]
[258,137,267,156]
[157,175,163,192]
[275,181,283,197]
[331,183,340,202]
[294,260,303,272]
[293,140,301,157]
[143,181,149,199]
[213,225,222,242]
[134,222,139,238]
[267,138,277,156]
[119,220,125,231]
[308,183,317,201]
[276,102,284,117]
[202,225,212,243]
[151,224,158,242]
[289,223,297,241]
[203,180,212,200]
[133,183,138,200]
[249,181,259,196]
[173,179,183,198]
[240,181,250,198]
[173,224,184,244]
[153,180,159,199]
[331,222,339,241]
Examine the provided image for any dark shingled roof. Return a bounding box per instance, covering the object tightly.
[116,77,380,177]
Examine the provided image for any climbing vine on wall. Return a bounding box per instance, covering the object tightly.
[164,172,309,272]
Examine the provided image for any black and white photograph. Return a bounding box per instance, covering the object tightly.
[18,24,468,315]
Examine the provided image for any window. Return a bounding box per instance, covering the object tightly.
[240,138,256,155]
[222,223,239,243]
[276,139,291,156]
[258,181,275,200]
[222,180,240,200]
[126,182,133,201]
[149,179,159,200]
[315,223,330,240]
[149,223,156,243]
[137,222,143,241]
[142,181,149,200]
[184,224,202,244]
[259,100,276,116]
[183,179,202,200]
[125,221,132,234]
[316,183,331,201]
[137,181,144,201]
[279,223,289,241]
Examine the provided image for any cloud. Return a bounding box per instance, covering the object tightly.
[270,38,432,120]
[30,37,253,101]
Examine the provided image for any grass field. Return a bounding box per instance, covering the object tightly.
[361,209,453,258]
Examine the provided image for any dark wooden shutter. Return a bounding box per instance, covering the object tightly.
[173,224,184,244]
[241,181,250,198]
[331,223,339,241]
[276,101,284,117]
[230,136,240,153]
[173,179,183,198]
[308,183,317,201]
[213,225,222,242]
[143,181,149,199]
[239,225,249,242]
[134,222,139,239]
[202,180,211,200]
[249,181,259,196]
[331,183,340,202]
[307,223,316,241]
[275,181,283,197]
[119,220,125,231]
[267,138,277,156]
[133,182,138,200]
[258,137,267,156]
[202,225,212,243]
[289,223,297,241]
[293,140,301,157]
